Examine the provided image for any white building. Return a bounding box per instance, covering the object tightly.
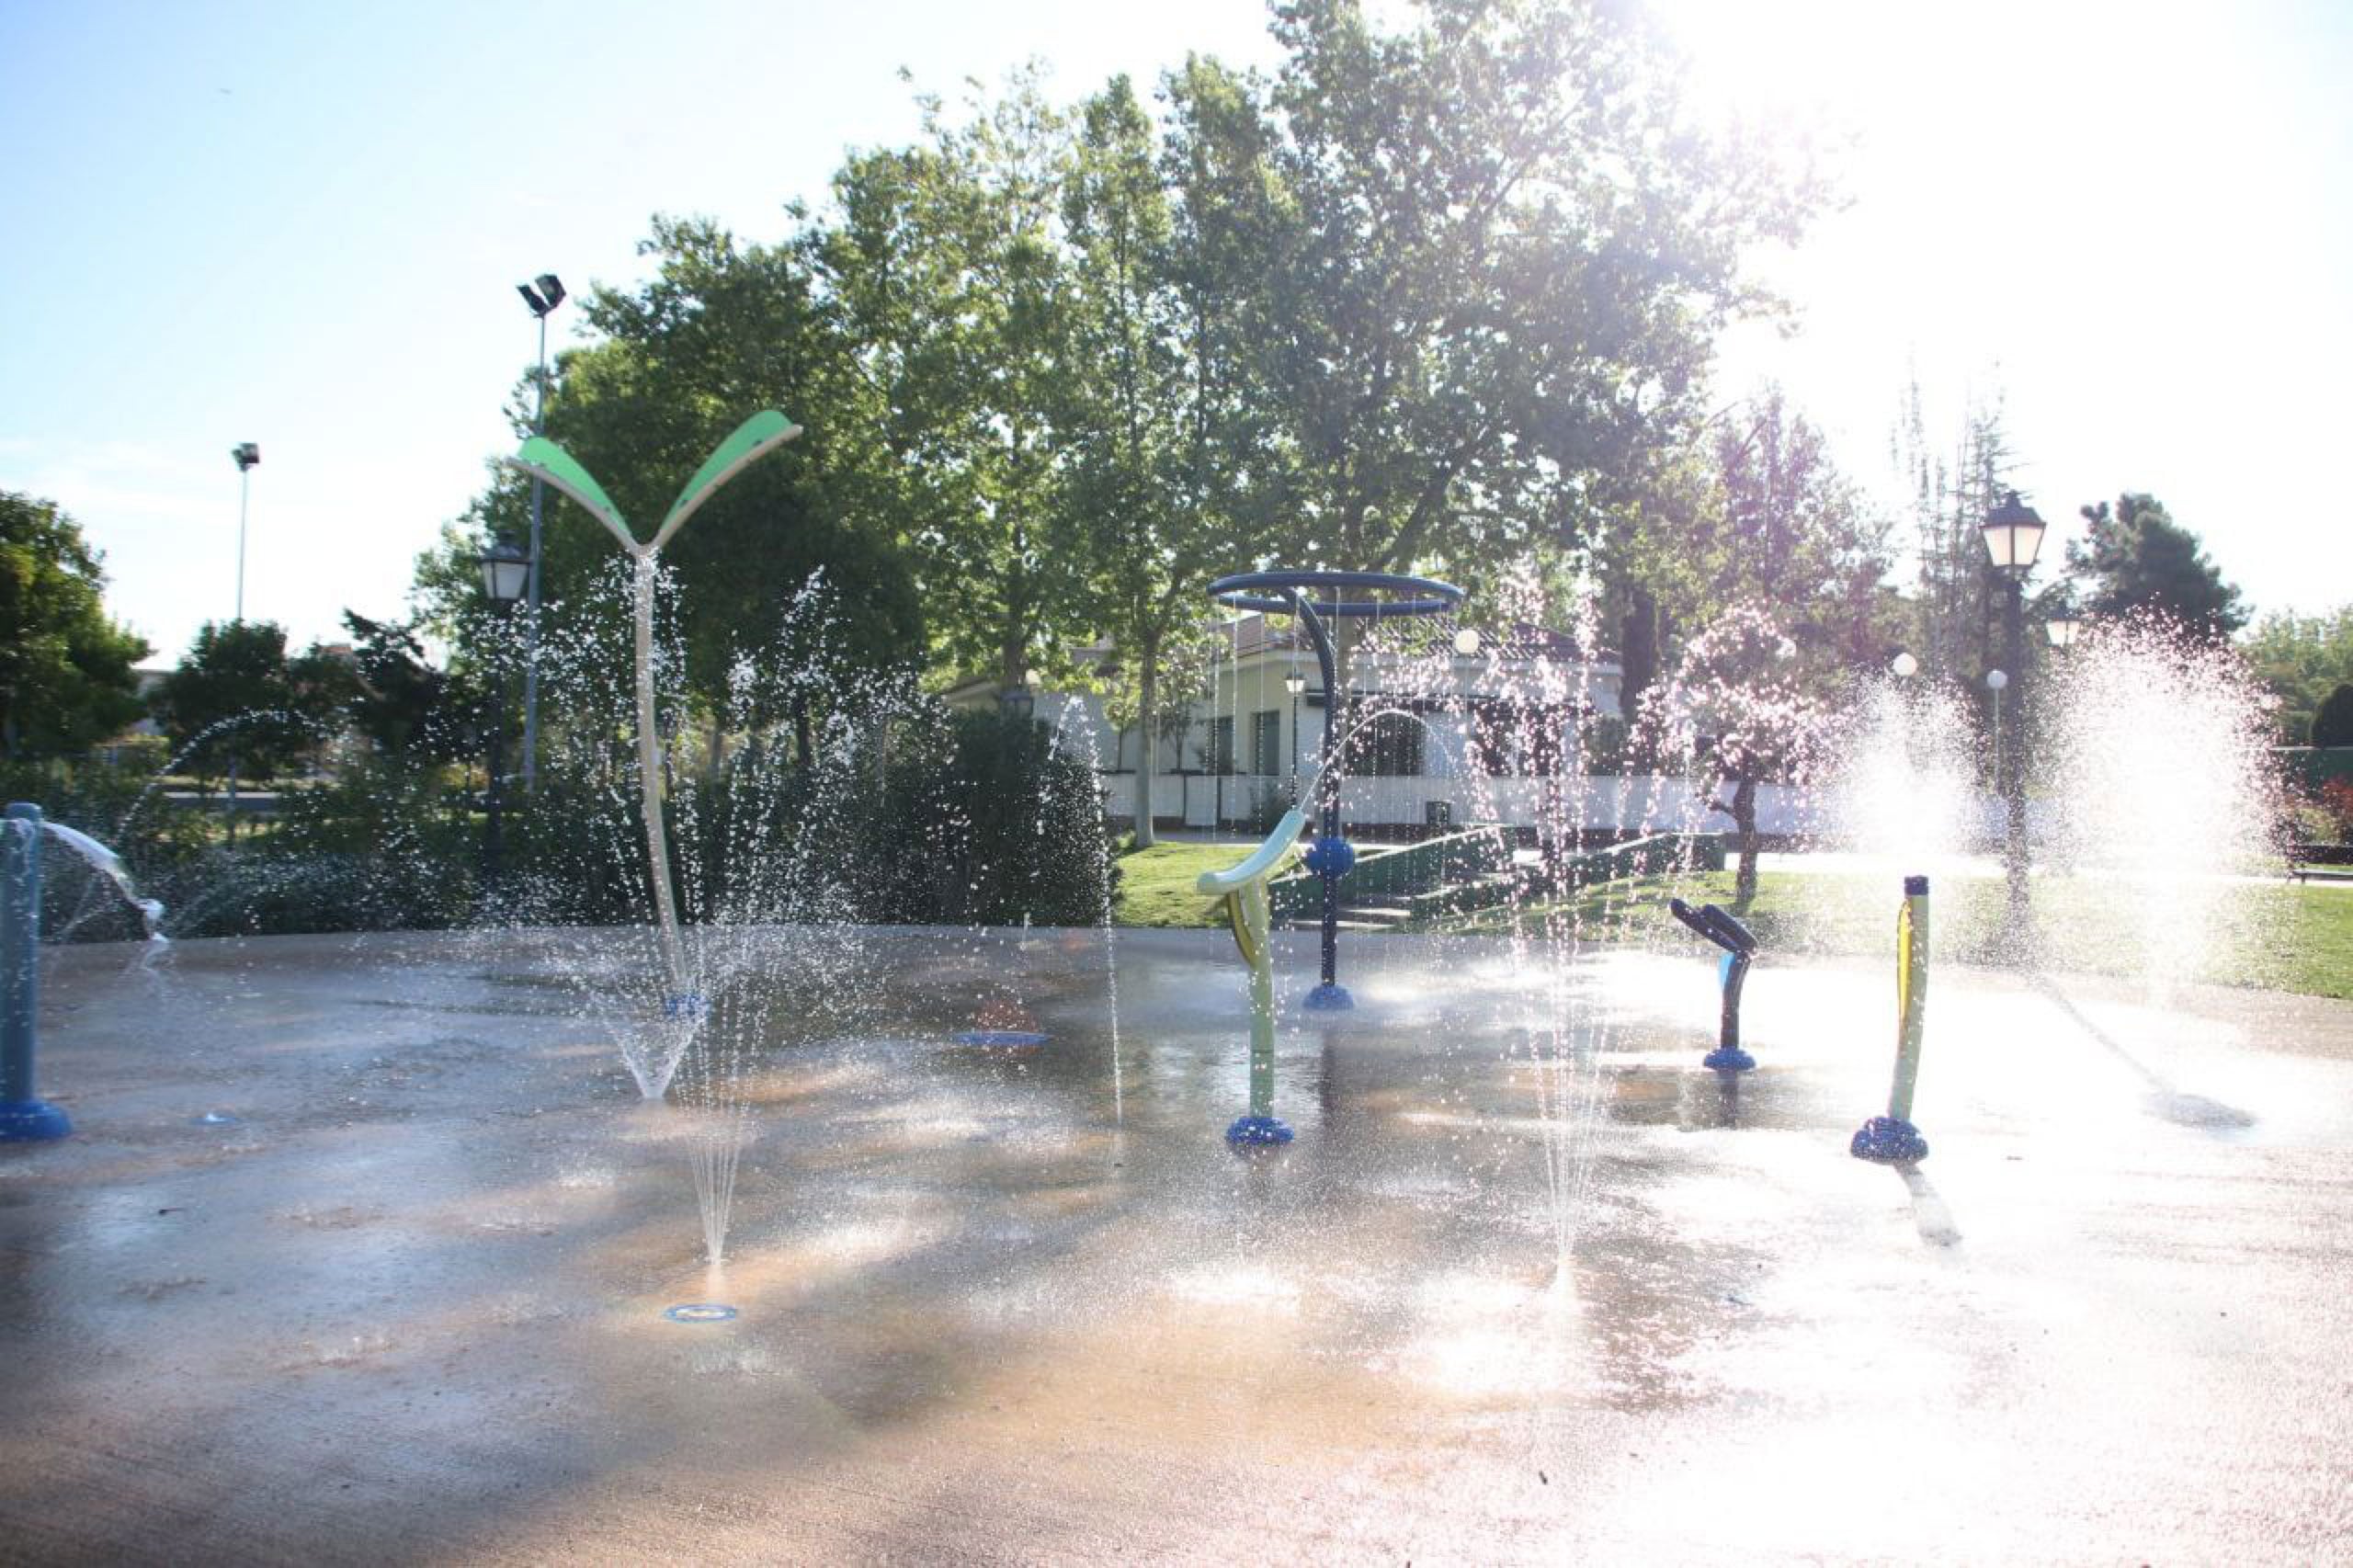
[949,613,1654,835]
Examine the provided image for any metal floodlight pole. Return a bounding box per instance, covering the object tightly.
[235,465,251,621]
[227,443,259,841]
[517,274,563,793]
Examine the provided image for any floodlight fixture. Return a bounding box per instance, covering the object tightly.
[517,275,567,318]
[231,442,260,471]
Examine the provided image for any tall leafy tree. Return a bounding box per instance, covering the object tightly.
[0,489,151,756]
[2312,683,2353,748]
[1239,0,1815,601]
[817,73,1076,691]
[1891,381,2018,687]
[1052,69,1280,844]
[2243,605,2353,744]
[2066,492,2246,641]
[149,621,343,786]
[341,611,466,765]
[425,218,923,773]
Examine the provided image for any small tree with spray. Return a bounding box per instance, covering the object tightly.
[1644,602,1834,909]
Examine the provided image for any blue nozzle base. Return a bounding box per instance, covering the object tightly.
[1302,983,1354,1012]
[1702,1045,1756,1072]
[1850,1116,1928,1164]
[0,1099,72,1142]
[1225,1114,1294,1149]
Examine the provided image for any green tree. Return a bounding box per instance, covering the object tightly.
[1615,391,1893,764]
[425,217,923,773]
[1238,0,1815,598]
[2066,493,2246,640]
[817,73,1077,692]
[2313,682,2353,748]
[148,621,330,786]
[341,611,465,765]
[0,489,151,756]
[1890,381,2018,687]
[1052,69,1280,845]
[2243,605,2353,744]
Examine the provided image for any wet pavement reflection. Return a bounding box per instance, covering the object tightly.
[1,926,2348,1562]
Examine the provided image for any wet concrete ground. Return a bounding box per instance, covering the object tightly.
[3,926,2349,1563]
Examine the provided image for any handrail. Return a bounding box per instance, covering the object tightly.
[1197,807,1311,895]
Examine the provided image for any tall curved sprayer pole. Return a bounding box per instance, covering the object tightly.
[1199,804,1311,1144]
[502,413,802,1000]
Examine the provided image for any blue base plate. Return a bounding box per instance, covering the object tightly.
[1702,1045,1757,1072]
[1850,1115,1929,1164]
[950,1029,1050,1048]
[1302,983,1355,1012]
[1225,1114,1294,1148]
[0,1098,72,1142]
[663,1302,739,1324]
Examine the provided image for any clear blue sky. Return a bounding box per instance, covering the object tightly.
[4,0,2347,667]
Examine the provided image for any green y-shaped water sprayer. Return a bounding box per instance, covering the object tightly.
[1198,804,1313,1146]
[500,412,802,1005]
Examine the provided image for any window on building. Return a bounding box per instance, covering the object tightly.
[1204,715,1236,776]
[1250,710,1281,776]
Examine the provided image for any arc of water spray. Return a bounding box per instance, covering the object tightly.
[501,412,803,1005]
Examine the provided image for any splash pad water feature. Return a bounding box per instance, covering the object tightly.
[6,521,2346,1555]
[8,921,2351,1560]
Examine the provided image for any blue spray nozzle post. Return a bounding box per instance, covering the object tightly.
[1666,897,1758,1072]
[1699,904,1757,956]
[1669,897,1756,957]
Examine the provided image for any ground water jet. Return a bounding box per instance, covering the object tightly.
[2037,619,2286,1000]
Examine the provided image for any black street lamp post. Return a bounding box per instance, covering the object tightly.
[1979,489,2048,923]
[476,535,531,891]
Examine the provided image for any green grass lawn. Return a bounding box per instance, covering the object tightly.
[1110,839,2351,1000]
[1434,866,2353,1001]
[1113,838,1301,928]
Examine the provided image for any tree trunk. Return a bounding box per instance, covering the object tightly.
[1724,771,1760,910]
[1131,655,1158,848]
[791,694,814,776]
[1620,585,1659,769]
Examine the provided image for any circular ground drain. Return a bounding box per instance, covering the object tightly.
[663,1302,738,1324]
[192,1112,241,1127]
[950,1029,1050,1048]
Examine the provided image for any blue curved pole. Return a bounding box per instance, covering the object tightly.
[1287,589,1348,1006]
